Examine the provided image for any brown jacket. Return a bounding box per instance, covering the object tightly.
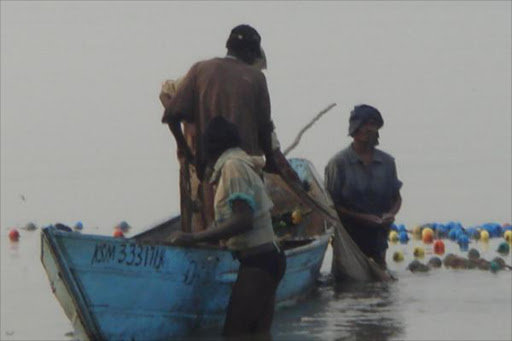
[162,57,272,158]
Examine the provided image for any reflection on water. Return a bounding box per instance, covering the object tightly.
[331,281,403,341]
[272,279,404,341]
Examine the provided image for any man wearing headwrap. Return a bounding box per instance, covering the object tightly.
[324,105,403,269]
[162,24,280,233]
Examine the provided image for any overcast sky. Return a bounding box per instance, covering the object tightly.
[1,1,510,232]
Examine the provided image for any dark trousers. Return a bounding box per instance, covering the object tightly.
[223,248,286,338]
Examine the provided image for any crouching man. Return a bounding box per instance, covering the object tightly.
[170,116,286,338]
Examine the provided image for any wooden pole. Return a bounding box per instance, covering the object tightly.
[283,103,337,156]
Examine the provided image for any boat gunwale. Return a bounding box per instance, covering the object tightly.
[44,225,333,255]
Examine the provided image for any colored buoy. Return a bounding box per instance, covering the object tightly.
[113,228,124,238]
[468,248,480,261]
[8,229,20,242]
[492,257,507,270]
[472,229,481,240]
[480,230,489,242]
[291,210,303,225]
[412,225,422,240]
[504,230,512,243]
[433,240,445,255]
[436,226,449,239]
[74,221,83,231]
[392,251,404,262]
[413,246,425,259]
[466,227,479,240]
[117,221,131,233]
[448,229,458,241]
[407,260,430,272]
[22,222,37,231]
[428,257,442,268]
[458,234,470,251]
[492,225,503,238]
[497,242,510,256]
[468,248,480,260]
[490,261,500,273]
[422,228,434,244]
[389,231,398,243]
[443,253,471,269]
[399,231,409,244]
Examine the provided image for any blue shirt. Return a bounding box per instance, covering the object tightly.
[324,145,402,216]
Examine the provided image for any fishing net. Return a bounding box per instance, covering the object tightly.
[270,157,391,282]
[331,221,391,281]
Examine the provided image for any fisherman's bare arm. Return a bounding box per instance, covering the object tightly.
[166,116,194,163]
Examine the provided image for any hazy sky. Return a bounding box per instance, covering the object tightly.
[1,1,510,232]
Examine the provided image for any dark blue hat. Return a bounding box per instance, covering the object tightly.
[348,104,384,136]
[226,24,262,58]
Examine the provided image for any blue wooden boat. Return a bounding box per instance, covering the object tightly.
[40,159,334,340]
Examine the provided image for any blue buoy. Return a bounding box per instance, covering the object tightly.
[74,221,83,231]
[491,225,503,238]
[437,226,449,239]
[458,234,470,251]
[455,229,466,240]
[466,227,479,239]
[448,229,458,241]
[118,221,131,233]
[397,224,407,233]
[399,231,409,244]
[481,223,502,238]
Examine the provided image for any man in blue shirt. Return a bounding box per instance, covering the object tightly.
[325,105,402,269]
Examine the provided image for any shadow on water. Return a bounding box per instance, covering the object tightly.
[271,275,404,341]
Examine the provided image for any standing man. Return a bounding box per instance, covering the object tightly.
[162,24,279,232]
[170,117,286,338]
[325,104,402,269]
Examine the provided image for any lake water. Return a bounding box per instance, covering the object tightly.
[1,227,511,341]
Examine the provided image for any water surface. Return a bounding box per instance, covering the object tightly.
[1,230,510,341]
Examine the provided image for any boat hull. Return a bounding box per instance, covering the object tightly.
[41,226,331,340]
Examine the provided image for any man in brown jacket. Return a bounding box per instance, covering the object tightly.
[162,24,279,233]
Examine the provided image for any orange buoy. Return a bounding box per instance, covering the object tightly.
[113,228,124,238]
[8,229,20,242]
[433,240,445,255]
[422,228,434,244]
